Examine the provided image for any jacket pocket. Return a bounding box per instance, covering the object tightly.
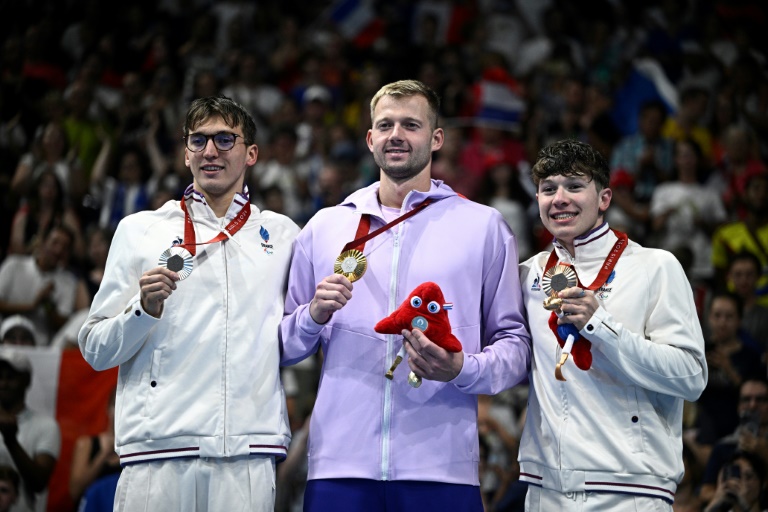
[142,348,162,418]
[625,386,645,453]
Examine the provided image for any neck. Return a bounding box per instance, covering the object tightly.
[378,173,431,208]
[557,240,576,258]
[203,192,235,218]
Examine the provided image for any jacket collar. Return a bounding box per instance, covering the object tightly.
[182,184,254,222]
[552,222,618,262]
[339,179,457,218]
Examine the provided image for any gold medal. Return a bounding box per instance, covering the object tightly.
[334,249,367,282]
[541,264,577,309]
[159,247,194,280]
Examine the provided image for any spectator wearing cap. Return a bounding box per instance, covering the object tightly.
[0,318,37,348]
[295,84,334,161]
[0,347,60,512]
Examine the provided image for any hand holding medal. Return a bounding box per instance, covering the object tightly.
[540,230,629,381]
[334,250,367,282]
[541,265,579,381]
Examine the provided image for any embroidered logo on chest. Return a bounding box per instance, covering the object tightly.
[260,226,274,255]
[597,270,616,300]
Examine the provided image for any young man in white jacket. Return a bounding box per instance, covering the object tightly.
[78,96,299,512]
[518,139,708,511]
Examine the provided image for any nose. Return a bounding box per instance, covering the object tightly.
[202,138,219,157]
[552,185,569,204]
[389,123,404,141]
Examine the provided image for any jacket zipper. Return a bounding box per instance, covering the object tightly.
[222,223,229,454]
[381,192,412,480]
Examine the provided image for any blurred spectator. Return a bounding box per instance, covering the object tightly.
[10,121,83,204]
[711,169,768,301]
[696,293,765,447]
[674,444,704,512]
[295,84,334,161]
[81,226,112,302]
[704,450,766,512]
[0,347,60,512]
[707,125,767,218]
[458,125,527,201]
[431,125,476,198]
[662,85,714,164]
[476,156,535,261]
[89,139,158,232]
[649,138,727,280]
[610,99,675,202]
[69,387,119,506]
[0,224,89,345]
[62,80,107,181]
[0,465,18,512]
[700,377,768,506]
[727,252,768,351]
[254,124,310,222]
[222,51,286,144]
[8,170,85,262]
[0,318,36,348]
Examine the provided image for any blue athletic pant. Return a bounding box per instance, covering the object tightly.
[303,478,484,512]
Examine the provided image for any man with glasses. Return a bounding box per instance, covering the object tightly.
[79,96,299,511]
[699,377,768,505]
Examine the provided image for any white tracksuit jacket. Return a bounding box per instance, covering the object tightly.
[518,223,707,503]
[79,187,299,464]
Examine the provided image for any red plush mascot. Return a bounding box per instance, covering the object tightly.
[374,282,461,352]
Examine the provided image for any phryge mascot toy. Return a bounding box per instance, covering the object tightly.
[374,282,461,387]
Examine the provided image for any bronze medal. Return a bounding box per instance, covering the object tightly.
[159,247,194,280]
[334,249,367,282]
[541,264,577,310]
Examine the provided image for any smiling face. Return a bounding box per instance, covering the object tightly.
[537,175,612,254]
[366,94,443,184]
[184,115,258,211]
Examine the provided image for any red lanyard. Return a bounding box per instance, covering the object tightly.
[342,200,432,253]
[179,196,251,256]
[544,230,628,290]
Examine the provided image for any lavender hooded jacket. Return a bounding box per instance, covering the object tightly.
[280,180,531,485]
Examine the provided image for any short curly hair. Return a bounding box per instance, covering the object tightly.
[530,139,610,190]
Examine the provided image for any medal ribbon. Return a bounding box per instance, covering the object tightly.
[544,229,629,291]
[180,196,251,256]
[342,200,432,253]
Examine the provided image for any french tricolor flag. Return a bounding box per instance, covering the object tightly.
[469,66,526,131]
[327,0,385,48]
[20,346,117,512]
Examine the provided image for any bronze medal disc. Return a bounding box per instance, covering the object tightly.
[541,264,578,297]
[159,247,194,280]
[334,249,367,282]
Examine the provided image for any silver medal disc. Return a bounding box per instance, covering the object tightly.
[159,247,194,280]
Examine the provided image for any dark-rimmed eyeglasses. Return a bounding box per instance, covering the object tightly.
[184,132,245,152]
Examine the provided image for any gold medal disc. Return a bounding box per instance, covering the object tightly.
[159,247,194,280]
[334,249,367,282]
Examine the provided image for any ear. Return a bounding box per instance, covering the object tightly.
[184,148,191,168]
[245,144,259,167]
[598,186,612,215]
[431,127,444,152]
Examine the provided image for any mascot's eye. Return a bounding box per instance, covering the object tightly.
[427,301,440,313]
[410,296,422,308]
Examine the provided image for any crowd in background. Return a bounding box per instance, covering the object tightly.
[0,0,767,511]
